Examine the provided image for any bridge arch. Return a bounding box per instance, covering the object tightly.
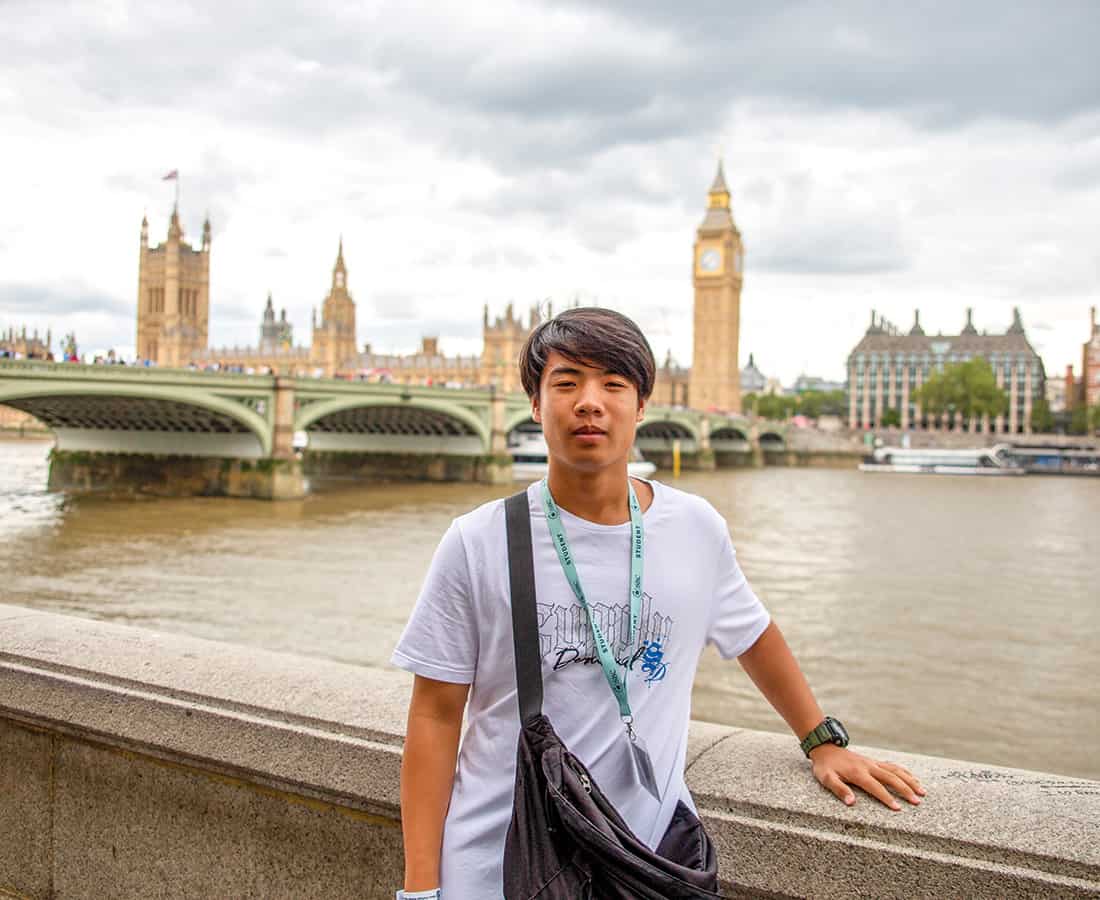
[296,396,490,455]
[710,426,750,442]
[0,382,271,457]
[635,417,701,457]
[504,408,538,437]
[759,429,786,449]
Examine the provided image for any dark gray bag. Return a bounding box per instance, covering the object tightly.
[501,491,722,899]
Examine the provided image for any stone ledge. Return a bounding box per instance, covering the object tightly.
[1,604,1098,899]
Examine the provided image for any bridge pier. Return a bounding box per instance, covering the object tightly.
[47,450,307,500]
[302,451,507,485]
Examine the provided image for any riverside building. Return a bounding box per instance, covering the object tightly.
[1068,306,1100,410]
[847,308,1045,434]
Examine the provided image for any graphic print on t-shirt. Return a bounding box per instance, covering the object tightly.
[536,591,674,685]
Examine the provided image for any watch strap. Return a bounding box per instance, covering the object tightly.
[800,717,846,757]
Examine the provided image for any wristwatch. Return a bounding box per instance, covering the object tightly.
[800,716,849,758]
[396,891,441,899]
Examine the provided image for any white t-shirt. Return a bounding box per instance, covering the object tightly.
[391,478,770,898]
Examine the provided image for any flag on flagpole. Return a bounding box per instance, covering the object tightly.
[162,170,179,181]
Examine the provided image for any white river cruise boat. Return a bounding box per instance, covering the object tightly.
[508,428,657,482]
[859,443,1025,476]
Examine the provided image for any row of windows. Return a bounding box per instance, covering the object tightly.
[853,352,1036,366]
[854,373,1035,388]
[849,378,1038,396]
[146,288,201,316]
[853,362,1038,378]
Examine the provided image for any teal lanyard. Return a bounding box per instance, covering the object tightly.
[540,479,645,726]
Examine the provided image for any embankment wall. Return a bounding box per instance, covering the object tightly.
[1,606,1097,898]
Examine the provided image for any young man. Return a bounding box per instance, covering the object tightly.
[391,308,924,899]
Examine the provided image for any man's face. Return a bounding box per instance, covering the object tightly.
[531,350,646,474]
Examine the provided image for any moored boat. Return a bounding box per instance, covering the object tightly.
[859,443,1025,476]
[1003,443,1100,476]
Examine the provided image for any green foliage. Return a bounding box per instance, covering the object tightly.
[879,407,901,427]
[797,389,848,419]
[755,393,799,421]
[1068,403,1100,435]
[1029,397,1054,433]
[914,358,1008,421]
[743,388,848,421]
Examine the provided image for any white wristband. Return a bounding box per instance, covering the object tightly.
[396,890,441,900]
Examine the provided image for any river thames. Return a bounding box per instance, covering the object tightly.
[2,438,1097,780]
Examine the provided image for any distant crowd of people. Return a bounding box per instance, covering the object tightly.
[2,349,481,390]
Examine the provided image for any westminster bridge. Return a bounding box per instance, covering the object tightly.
[0,359,788,499]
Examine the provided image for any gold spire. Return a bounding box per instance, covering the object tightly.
[707,160,730,210]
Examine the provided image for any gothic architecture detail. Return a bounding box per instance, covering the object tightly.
[136,161,749,402]
[0,326,52,360]
[260,294,293,352]
[689,161,744,412]
[137,208,210,368]
[310,239,358,375]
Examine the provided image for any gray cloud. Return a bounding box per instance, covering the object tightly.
[9,1,1095,179]
[0,282,130,317]
[469,246,539,269]
[2,0,1097,378]
[368,290,424,321]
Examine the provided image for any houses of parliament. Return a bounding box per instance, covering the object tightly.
[131,163,745,408]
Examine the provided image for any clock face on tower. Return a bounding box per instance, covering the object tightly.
[699,248,721,273]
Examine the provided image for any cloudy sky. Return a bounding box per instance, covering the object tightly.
[2,1,1098,382]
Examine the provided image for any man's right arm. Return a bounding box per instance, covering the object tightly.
[400,674,471,892]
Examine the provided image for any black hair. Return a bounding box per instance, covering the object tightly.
[518,307,656,402]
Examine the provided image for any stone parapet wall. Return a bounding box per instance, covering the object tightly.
[1,605,1097,899]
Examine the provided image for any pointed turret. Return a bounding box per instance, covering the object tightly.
[909,309,925,336]
[202,214,211,251]
[961,307,978,335]
[140,214,149,246]
[263,292,275,321]
[698,159,736,233]
[708,160,730,207]
[1007,307,1026,335]
[332,237,347,289]
[168,205,182,240]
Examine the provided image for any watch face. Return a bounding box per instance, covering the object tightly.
[699,248,721,272]
[828,717,849,745]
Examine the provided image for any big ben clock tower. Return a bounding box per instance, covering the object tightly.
[690,161,744,412]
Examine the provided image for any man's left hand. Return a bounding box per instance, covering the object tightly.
[808,744,926,810]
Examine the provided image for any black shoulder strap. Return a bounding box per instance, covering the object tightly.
[505,490,543,723]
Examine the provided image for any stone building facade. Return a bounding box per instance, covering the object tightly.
[847,308,1045,434]
[1069,306,1100,409]
[0,326,52,360]
[651,352,690,407]
[146,214,539,389]
[688,162,745,413]
[139,162,748,401]
[137,208,210,368]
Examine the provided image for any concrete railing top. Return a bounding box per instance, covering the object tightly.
[1,604,1098,898]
